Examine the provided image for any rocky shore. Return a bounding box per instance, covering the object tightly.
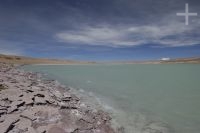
[0,63,124,133]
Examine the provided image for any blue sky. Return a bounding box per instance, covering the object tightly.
[0,0,200,61]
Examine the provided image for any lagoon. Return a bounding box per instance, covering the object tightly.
[23,64,200,133]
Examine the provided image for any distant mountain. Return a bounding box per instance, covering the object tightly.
[160,57,200,64]
[0,54,199,64]
[0,54,94,64]
[105,57,200,64]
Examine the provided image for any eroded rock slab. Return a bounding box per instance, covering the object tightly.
[0,114,20,133]
[0,63,121,133]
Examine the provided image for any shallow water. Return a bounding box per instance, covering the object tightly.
[23,64,200,133]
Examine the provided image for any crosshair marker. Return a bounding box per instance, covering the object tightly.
[176,3,198,25]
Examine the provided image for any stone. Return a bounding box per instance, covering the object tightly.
[20,109,37,121]
[7,128,23,133]
[0,101,10,107]
[26,89,34,93]
[36,125,47,133]
[24,97,34,105]
[1,89,23,102]
[81,115,95,124]
[15,117,32,130]
[76,119,93,130]
[60,122,77,133]
[71,94,80,101]
[7,106,18,114]
[0,109,7,115]
[59,102,78,109]
[0,115,5,123]
[48,126,66,133]
[33,91,56,104]
[21,93,34,105]
[7,101,25,114]
[44,96,56,104]
[34,96,46,105]
[26,127,37,133]
[31,86,41,91]
[0,114,19,133]
[63,92,71,98]
[53,90,62,99]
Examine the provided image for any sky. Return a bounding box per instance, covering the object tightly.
[0,0,200,61]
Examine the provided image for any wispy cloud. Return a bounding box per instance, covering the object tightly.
[55,26,135,47]
[55,17,200,47]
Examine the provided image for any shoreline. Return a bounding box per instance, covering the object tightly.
[0,62,124,133]
[24,62,200,66]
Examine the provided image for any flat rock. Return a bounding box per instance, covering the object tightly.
[76,119,93,130]
[52,90,62,99]
[0,101,7,107]
[81,114,95,124]
[0,109,7,115]
[0,114,19,133]
[59,102,78,109]
[11,100,25,107]
[0,115,5,123]
[20,93,34,105]
[34,96,46,105]
[31,86,41,91]
[63,92,71,98]
[0,89,23,102]
[7,101,25,113]
[26,127,37,133]
[48,126,66,133]
[20,109,37,121]
[24,97,34,105]
[15,117,32,130]
[36,125,47,133]
[7,106,18,114]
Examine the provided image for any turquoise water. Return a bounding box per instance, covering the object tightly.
[23,64,200,133]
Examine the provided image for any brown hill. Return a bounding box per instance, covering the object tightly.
[0,54,93,64]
